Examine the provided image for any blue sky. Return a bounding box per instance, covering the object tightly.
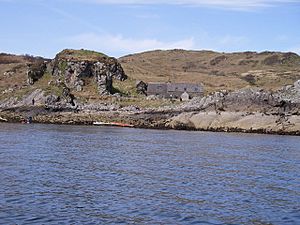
[0,0,300,58]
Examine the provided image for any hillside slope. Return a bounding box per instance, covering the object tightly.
[1,50,300,135]
[119,50,300,93]
[0,53,49,95]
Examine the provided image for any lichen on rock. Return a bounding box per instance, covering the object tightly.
[50,49,127,95]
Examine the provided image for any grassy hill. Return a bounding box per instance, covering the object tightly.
[119,49,300,93]
[54,49,108,62]
[1,49,300,105]
[0,53,50,98]
[0,50,176,109]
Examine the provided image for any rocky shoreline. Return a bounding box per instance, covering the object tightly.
[1,84,300,136]
[1,109,300,136]
[1,49,300,136]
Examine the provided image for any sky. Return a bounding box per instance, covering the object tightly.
[0,0,300,58]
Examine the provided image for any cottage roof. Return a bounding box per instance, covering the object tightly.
[147,82,204,96]
[147,82,167,93]
[167,83,203,93]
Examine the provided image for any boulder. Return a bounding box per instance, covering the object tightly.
[45,94,60,105]
[294,80,300,90]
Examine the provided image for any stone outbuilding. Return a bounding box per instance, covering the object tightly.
[136,80,148,95]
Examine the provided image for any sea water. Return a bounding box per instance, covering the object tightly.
[0,123,299,224]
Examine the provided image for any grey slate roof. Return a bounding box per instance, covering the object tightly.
[147,82,204,97]
[167,83,203,93]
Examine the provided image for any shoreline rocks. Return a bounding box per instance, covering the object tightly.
[167,111,300,135]
[1,109,300,136]
[1,70,300,135]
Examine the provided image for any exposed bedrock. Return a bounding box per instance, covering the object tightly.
[166,80,300,134]
[50,50,127,95]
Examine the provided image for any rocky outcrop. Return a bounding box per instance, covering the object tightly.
[1,47,300,135]
[0,86,77,111]
[181,82,300,115]
[50,50,127,95]
[26,61,47,85]
[167,112,300,135]
[262,52,299,66]
[165,81,300,134]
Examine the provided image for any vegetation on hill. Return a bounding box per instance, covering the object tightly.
[0,53,49,100]
[119,49,300,93]
[54,49,108,62]
[1,49,300,107]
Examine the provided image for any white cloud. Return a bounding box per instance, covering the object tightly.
[65,33,195,56]
[76,0,298,10]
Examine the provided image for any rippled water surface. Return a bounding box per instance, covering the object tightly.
[0,123,300,224]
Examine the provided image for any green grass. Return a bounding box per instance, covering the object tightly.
[74,49,107,58]
[57,49,108,61]
[34,72,65,96]
[58,61,68,73]
[113,78,139,96]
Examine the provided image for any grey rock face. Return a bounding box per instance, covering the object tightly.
[45,94,60,105]
[274,80,300,104]
[51,58,127,95]
[182,84,300,116]
[27,61,47,85]
[166,80,300,134]
[18,89,46,106]
[92,62,113,95]
[294,80,300,89]
[0,87,78,111]
[0,97,19,109]
[60,86,76,107]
